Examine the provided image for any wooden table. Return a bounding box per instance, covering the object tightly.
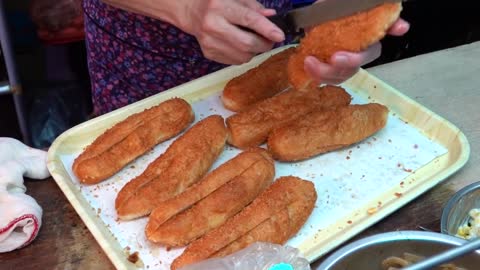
[1,42,479,269]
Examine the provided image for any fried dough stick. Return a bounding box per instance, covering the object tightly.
[288,3,402,90]
[146,148,272,231]
[222,47,295,112]
[268,103,389,161]
[170,176,317,270]
[226,85,352,149]
[115,115,227,220]
[73,98,194,184]
[212,197,314,258]
[146,148,275,246]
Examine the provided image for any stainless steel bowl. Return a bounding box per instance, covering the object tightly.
[316,231,480,270]
[441,181,480,237]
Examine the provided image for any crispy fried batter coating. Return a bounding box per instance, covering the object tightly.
[268,103,389,161]
[170,176,317,270]
[288,3,402,90]
[145,148,274,247]
[146,148,272,232]
[115,115,227,220]
[72,98,194,184]
[226,85,352,149]
[211,196,314,258]
[222,47,295,112]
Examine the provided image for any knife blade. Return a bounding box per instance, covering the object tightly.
[269,0,403,35]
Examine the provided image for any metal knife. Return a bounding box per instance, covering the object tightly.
[269,0,403,35]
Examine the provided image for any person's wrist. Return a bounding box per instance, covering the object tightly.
[166,0,196,35]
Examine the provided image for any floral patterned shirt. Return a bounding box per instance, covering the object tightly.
[83,0,292,115]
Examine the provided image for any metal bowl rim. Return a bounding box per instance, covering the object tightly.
[440,181,480,235]
[316,230,467,269]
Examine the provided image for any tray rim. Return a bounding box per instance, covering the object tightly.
[46,46,471,269]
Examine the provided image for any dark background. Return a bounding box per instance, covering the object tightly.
[1,0,480,147]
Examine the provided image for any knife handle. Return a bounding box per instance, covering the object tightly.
[268,14,299,36]
[237,14,300,38]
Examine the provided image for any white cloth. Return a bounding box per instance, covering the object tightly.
[0,137,50,252]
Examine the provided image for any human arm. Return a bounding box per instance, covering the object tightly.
[100,0,285,64]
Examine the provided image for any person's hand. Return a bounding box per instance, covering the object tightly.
[304,18,410,85]
[181,0,285,65]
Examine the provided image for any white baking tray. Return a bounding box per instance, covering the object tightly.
[47,45,470,270]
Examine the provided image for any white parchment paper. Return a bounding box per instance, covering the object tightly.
[59,87,447,269]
